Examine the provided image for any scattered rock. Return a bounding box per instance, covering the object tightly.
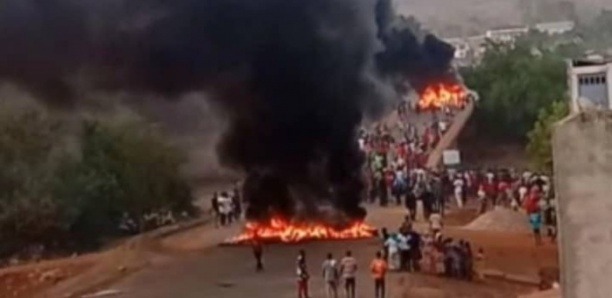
[482,269,505,278]
[39,269,65,284]
[505,273,540,285]
[81,289,123,297]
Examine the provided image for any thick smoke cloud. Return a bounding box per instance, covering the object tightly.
[375,0,456,92]
[0,0,454,222]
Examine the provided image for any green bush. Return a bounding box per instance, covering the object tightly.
[0,102,194,257]
[54,119,194,242]
[0,102,68,256]
[526,100,570,174]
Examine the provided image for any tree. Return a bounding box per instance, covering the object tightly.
[0,101,195,257]
[526,100,569,174]
[0,101,69,256]
[462,40,567,141]
[54,117,195,243]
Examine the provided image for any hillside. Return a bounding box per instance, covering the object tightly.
[396,0,612,37]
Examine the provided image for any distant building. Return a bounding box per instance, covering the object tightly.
[443,35,487,67]
[535,21,575,35]
[444,38,470,60]
[568,58,612,112]
[485,26,529,43]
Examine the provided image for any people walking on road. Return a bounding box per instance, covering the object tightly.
[211,192,220,228]
[407,227,422,272]
[370,251,388,298]
[231,188,242,221]
[474,247,486,280]
[384,234,400,270]
[218,191,233,226]
[322,253,339,298]
[453,174,465,208]
[429,212,443,235]
[297,250,310,298]
[252,236,264,272]
[340,250,358,298]
[524,186,543,246]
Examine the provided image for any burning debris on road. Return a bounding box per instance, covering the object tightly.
[418,83,469,111]
[223,217,376,245]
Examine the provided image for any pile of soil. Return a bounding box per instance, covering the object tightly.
[463,207,531,233]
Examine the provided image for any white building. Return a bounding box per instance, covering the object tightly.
[485,26,529,43]
[568,58,612,112]
[443,35,487,67]
[444,38,470,60]
[535,21,575,35]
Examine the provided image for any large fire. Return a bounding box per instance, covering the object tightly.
[224,217,376,245]
[418,83,468,110]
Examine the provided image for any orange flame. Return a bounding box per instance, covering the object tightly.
[225,217,376,244]
[418,83,468,110]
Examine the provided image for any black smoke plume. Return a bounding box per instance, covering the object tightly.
[374,0,456,92]
[0,0,454,223]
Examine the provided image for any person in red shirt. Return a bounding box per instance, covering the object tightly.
[523,186,542,245]
[482,180,497,207]
[397,142,407,160]
[384,169,395,198]
[497,180,510,207]
[370,251,388,298]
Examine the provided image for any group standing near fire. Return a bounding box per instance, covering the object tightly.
[211,186,243,228]
[218,95,558,297]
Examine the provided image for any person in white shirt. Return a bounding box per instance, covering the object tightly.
[322,253,339,298]
[486,171,495,183]
[217,192,233,226]
[384,235,400,270]
[477,185,487,214]
[396,233,410,272]
[358,138,365,152]
[518,185,528,206]
[429,213,443,234]
[453,176,464,208]
[438,121,448,133]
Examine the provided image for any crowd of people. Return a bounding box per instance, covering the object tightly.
[378,216,485,283]
[237,97,558,297]
[359,100,463,217]
[440,168,557,245]
[286,217,487,298]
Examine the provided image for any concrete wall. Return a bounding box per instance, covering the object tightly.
[553,111,612,298]
[426,100,474,169]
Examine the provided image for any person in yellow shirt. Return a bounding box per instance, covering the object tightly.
[370,251,389,298]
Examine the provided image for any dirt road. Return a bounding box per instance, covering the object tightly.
[94,205,554,298]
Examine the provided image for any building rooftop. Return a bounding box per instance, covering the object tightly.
[488,25,529,32]
[535,21,575,29]
[571,57,612,67]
